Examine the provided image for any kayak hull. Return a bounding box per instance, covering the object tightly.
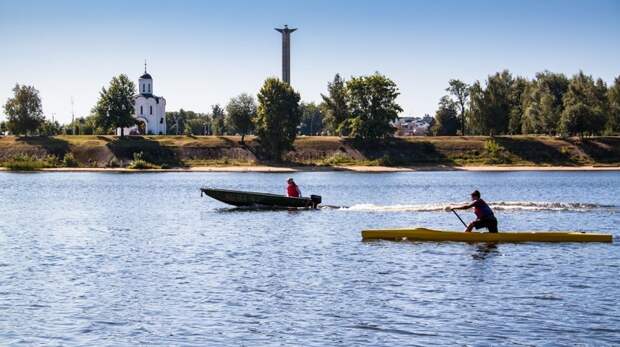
[201,187,320,209]
[361,228,613,243]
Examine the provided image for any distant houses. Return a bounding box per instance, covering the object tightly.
[394,115,433,136]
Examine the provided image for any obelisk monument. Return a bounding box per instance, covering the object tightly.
[275,25,297,84]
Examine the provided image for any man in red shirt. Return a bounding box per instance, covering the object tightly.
[286,178,301,198]
[450,190,498,233]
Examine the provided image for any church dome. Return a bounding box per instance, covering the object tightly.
[140,72,152,79]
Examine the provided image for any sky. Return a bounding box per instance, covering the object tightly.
[0,0,619,123]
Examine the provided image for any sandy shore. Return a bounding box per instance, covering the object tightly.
[2,165,620,173]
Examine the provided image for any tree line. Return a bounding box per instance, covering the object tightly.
[432,71,620,137]
[1,72,402,159]
[3,69,618,158]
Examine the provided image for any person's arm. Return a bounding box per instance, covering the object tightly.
[451,201,475,210]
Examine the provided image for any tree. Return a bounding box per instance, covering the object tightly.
[560,71,607,136]
[0,121,7,135]
[184,118,209,135]
[210,104,226,135]
[93,74,136,137]
[320,74,349,135]
[299,102,324,135]
[431,96,459,135]
[255,78,301,160]
[225,93,256,143]
[344,73,402,141]
[39,119,62,136]
[608,76,620,133]
[508,77,529,134]
[3,84,45,135]
[166,109,210,135]
[67,114,99,135]
[521,71,568,134]
[446,79,469,135]
[468,70,514,135]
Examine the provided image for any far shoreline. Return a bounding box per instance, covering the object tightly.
[2,165,620,173]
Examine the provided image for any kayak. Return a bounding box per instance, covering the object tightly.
[201,187,322,209]
[361,228,613,243]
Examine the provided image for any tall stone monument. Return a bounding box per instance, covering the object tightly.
[275,25,297,84]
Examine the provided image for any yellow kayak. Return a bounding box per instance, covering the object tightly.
[361,228,613,243]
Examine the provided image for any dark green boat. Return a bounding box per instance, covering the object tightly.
[201,187,322,209]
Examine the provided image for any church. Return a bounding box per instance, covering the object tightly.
[117,65,167,135]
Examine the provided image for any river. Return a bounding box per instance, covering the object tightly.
[1,171,619,346]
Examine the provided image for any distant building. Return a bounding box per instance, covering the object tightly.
[394,115,432,136]
[117,65,166,135]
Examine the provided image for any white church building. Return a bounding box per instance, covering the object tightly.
[117,66,166,135]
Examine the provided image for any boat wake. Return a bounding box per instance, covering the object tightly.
[335,201,617,213]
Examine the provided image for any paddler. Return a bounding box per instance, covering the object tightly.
[286,178,301,198]
[450,190,498,233]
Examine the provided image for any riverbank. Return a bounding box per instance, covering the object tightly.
[2,165,619,173]
[1,135,620,171]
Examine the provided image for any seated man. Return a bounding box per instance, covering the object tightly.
[451,190,498,233]
[286,178,301,198]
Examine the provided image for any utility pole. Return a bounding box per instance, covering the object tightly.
[71,97,76,135]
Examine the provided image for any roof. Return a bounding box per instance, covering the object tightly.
[140,73,152,79]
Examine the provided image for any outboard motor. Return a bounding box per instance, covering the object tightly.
[310,195,322,209]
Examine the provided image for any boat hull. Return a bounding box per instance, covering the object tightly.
[201,187,319,208]
[361,228,613,243]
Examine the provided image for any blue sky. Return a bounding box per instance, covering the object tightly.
[1,0,619,123]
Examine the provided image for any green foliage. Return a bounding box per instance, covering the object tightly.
[344,73,402,141]
[320,74,349,136]
[69,115,103,135]
[468,70,515,135]
[210,104,227,135]
[608,76,620,133]
[507,77,529,134]
[128,151,158,169]
[559,72,607,136]
[39,119,62,136]
[521,71,569,134]
[3,84,45,135]
[62,152,79,167]
[0,121,6,135]
[431,96,459,135]
[225,93,256,142]
[2,154,58,171]
[184,118,208,135]
[255,78,302,160]
[445,79,470,135]
[166,109,210,135]
[299,102,324,135]
[483,138,511,164]
[93,74,136,137]
[318,152,356,166]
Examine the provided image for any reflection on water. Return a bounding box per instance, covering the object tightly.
[0,171,619,346]
[472,242,499,260]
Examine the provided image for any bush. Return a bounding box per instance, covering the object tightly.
[128,151,158,169]
[62,153,79,167]
[319,153,355,166]
[2,154,58,171]
[484,138,512,164]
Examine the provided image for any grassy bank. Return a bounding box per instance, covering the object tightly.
[1,135,619,170]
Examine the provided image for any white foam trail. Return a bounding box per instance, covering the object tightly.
[337,201,616,213]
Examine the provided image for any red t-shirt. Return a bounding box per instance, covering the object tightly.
[473,198,494,219]
[287,183,301,197]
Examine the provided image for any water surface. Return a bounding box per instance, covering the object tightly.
[1,171,619,346]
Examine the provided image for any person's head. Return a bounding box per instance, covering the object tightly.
[471,190,481,201]
[287,178,295,185]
